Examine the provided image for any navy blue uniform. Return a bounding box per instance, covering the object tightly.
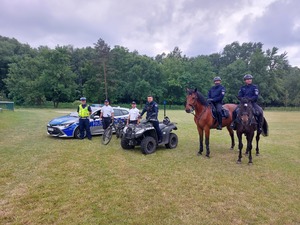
[238,84,259,102]
[208,84,225,129]
[208,84,226,104]
[141,101,163,142]
[233,84,263,130]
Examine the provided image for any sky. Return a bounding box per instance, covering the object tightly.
[1,0,300,67]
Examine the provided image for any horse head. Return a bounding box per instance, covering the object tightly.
[237,97,254,125]
[185,88,208,113]
[185,88,198,113]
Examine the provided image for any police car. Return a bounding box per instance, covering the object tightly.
[47,107,129,138]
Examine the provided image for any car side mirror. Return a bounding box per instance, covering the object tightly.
[93,115,100,120]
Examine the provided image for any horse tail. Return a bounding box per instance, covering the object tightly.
[262,117,269,137]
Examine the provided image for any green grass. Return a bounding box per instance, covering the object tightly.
[0,109,299,225]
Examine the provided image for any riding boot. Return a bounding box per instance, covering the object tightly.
[256,114,263,132]
[230,109,237,130]
[217,113,222,130]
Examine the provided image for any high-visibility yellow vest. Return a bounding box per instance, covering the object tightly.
[78,105,90,117]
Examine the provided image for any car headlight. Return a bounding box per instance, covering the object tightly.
[61,122,74,128]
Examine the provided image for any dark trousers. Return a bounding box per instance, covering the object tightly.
[213,102,223,126]
[151,120,162,141]
[129,120,138,125]
[79,118,91,139]
[102,117,112,130]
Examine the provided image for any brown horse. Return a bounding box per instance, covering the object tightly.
[185,88,237,157]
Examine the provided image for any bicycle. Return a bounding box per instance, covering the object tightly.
[101,120,126,145]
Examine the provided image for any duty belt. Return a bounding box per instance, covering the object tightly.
[79,117,89,119]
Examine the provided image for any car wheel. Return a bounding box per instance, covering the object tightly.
[166,133,178,149]
[74,127,86,139]
[121,137,134,149]
[141,136,157,154]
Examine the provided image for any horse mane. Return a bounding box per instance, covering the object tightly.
[187,88,208,106]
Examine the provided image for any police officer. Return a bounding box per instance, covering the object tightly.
[100,99,114,130]
[207,76,225,130]
[231,74,263,131]
[127,101,140,125]
[140,95,163,143]
[77,97,92,140]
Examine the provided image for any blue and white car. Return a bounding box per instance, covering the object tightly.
[47,107,129,138]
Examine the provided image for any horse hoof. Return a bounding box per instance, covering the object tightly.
[256,153,259,156]
[206,155,210,158]
[230,147,234,150]
[248,162,253,165]
[236,160,241,164]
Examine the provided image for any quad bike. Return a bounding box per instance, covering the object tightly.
[121,117,178,154]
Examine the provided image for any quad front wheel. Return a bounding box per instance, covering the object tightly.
[166,133,178,149]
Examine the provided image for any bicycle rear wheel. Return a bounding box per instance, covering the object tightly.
[102,127,113,145]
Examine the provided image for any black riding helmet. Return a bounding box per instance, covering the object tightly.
[213,76,221,82]
[244,74,253,80]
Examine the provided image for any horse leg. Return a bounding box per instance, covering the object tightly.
[246,133,254,164]
[197,127,204,155]
[256,130,261,156]
[204,128,210,157]
[227,126,235,150]
[237,132,243,163]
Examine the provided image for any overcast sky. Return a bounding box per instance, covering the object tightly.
[1,0,300,66]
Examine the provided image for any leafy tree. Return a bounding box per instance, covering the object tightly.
[40,46,77,107]
[5,55,45,105]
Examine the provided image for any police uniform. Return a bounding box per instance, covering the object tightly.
[238,83,263,129]
[208,84,225,129]
[140,100,163,142]
[101,105,114,129]
[77,103,92,139]
[128,107,140,124]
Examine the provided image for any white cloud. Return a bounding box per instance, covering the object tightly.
[1,0,300,66]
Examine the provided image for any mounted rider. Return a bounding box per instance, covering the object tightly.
[207,76,226,130]
[231,74,264,131]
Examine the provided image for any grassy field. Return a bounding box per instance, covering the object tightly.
[0,109,299,225]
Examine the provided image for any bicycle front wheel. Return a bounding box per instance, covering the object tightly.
[102,127,113,145]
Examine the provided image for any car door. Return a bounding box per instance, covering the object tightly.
[90,109,104,135]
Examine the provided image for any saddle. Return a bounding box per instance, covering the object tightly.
[209,103,229,119]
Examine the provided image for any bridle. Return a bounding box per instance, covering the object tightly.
[186,93,208,121]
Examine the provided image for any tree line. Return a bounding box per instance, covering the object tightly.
[0,35,299,108]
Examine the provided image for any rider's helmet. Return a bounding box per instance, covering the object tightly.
[163,116,170,125]
[80,97,86,101]
[243,74,253,80]
[213,76,222,82]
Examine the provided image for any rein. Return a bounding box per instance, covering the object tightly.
[191,105,208,122]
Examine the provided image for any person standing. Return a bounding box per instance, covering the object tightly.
[127,101,140,125]
[207,76,226,130]
[140,95,162,143]
[100,99,114,130]
[77,97,92,140]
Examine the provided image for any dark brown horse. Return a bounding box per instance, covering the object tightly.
[236,97,269,164]
[185,88,237,157]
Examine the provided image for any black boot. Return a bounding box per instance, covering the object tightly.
[217,113,222,130]
[256,115,263,132]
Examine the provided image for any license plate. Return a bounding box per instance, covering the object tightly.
[48,127,54,131]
